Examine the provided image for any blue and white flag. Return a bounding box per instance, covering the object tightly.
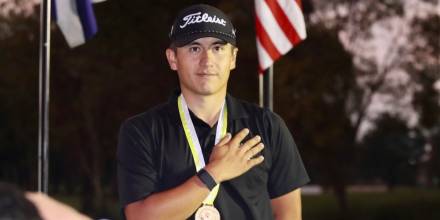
[52,0,102,48]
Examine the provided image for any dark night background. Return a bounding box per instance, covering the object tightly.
[1,0,439,219]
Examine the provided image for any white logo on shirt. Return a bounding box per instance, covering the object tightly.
[180,12,227,29]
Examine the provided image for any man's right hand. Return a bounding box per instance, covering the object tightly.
[205,128,265,183]
[125,129,265,220]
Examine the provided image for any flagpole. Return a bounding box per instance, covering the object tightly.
[259,73,263,107]
[264,66,273,110]
[259,66,273,111]
[38,0,51,194]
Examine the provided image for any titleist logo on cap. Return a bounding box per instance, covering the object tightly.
[180,12,227,29]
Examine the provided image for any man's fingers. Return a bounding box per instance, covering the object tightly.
[229,128,249,147]
[240,135,261,153]
[215,133,231,147]
[243,143,264,160]
[247,155,264,167]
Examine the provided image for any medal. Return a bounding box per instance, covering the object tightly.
[195,205,221,220]
[178,95,227,219]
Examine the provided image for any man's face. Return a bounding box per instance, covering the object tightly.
[166,37,238,97]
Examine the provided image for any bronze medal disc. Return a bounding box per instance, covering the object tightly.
[195,205,220,220]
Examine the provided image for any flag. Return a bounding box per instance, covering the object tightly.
[255,0,306,72]
[52,0,99,48]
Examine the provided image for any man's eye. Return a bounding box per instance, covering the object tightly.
[189,47,200,53]
[213,46,223,51]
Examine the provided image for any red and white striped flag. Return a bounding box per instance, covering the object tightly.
[255,0,306,72]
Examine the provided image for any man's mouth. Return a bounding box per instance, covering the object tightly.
[197,73,217,77]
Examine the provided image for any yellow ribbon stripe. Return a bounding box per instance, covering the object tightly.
[177,95,227,206]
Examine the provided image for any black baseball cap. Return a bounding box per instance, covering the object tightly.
[169,4,236,47]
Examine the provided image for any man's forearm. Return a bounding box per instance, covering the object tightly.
[125,175,210,220]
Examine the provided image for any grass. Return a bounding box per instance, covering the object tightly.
[303,188,440,220]
[51,187,440,220]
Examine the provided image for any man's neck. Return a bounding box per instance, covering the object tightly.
[181,90,226,127]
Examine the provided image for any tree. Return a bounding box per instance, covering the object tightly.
[309,0,439,136]
[273,24,356,214]
[0,8,39,190]
[292,0,439,213]
[360,114,425,189]
[413,70,440,187]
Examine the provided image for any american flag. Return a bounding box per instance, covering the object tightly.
[255,0,306,72]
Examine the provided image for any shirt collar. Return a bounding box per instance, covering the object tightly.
[167,88,249,121]
[225,93,249,120]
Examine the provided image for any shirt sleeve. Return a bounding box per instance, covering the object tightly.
[266,112,310,199]
[117,118,159,207]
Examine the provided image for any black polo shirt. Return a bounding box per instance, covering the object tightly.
[117,91,309,220]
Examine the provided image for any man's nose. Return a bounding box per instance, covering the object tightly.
[200,50,214,68]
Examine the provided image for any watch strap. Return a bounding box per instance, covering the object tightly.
[197,169,217,191]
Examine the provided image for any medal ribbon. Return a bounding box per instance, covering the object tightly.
[177,94,227,205]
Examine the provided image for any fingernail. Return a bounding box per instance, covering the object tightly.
[255,135,261,141]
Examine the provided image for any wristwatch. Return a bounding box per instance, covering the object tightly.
[197,168,217,191]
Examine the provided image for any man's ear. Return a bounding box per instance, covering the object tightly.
[230,47,238,70]
[165,48,178,71]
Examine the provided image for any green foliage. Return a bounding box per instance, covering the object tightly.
[413,71,440,130]
[360,114,425,188]
[432,132,440,186]
[0,16,39,190]
[274,24,357,187]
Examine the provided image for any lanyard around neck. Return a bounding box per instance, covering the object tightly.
[177,94,227,205]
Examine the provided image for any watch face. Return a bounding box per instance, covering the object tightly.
[195,205,221,220]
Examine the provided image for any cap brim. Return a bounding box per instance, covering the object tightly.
[172,32,236,47]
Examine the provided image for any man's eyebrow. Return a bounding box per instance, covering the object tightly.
[212,40,227,45]
[186,39,227,47]
[187,41,201,46]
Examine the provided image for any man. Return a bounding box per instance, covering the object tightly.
[0,182,90,220]
[0,182,42,220]
[117,4,309,220]
[26,192,91,220]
